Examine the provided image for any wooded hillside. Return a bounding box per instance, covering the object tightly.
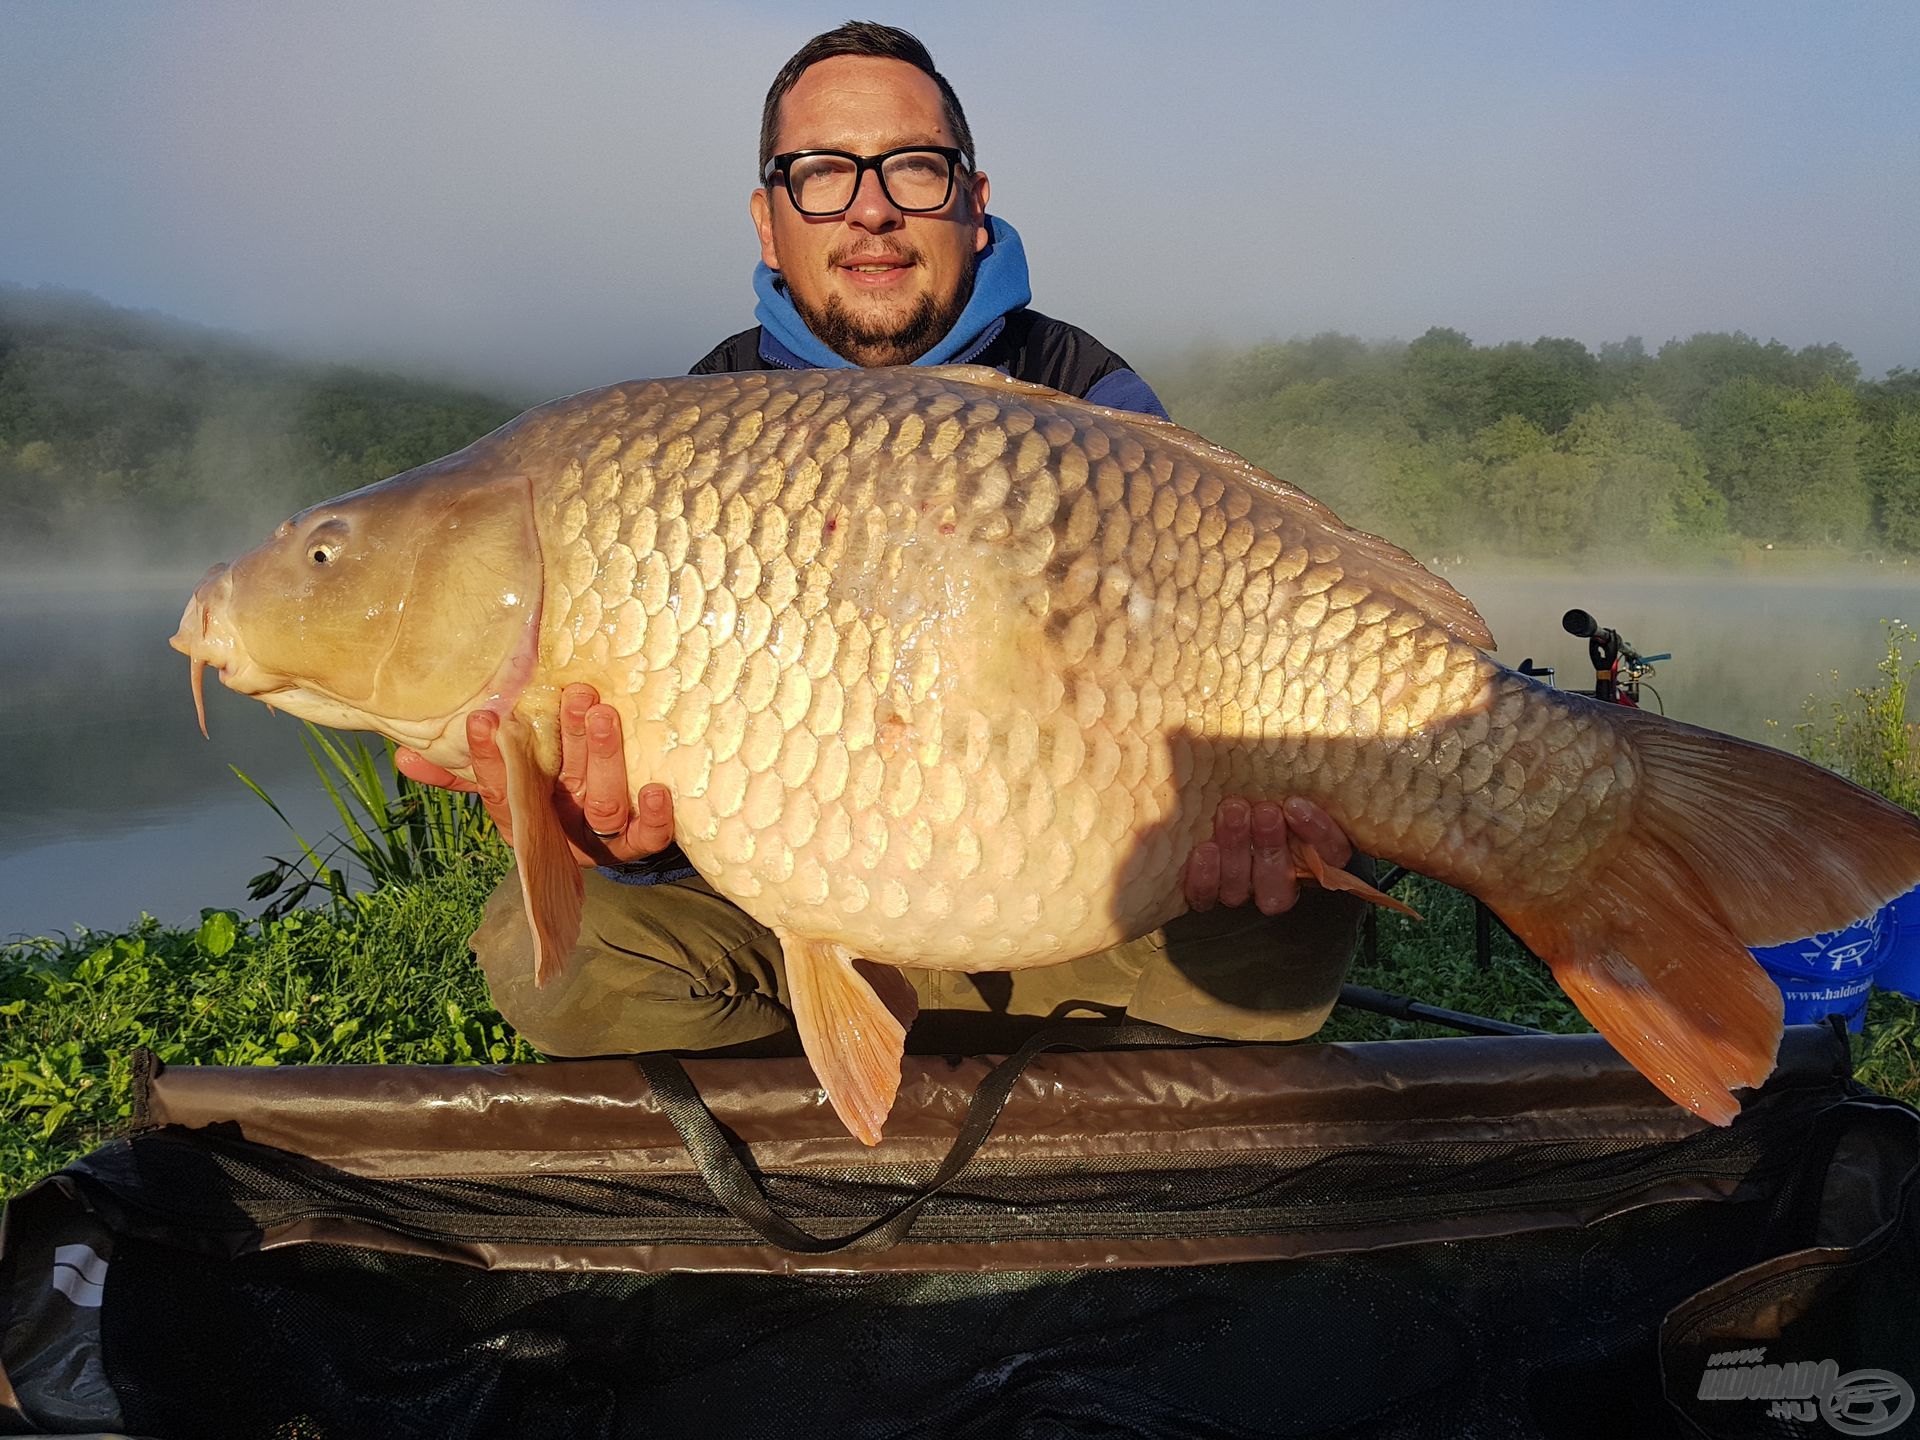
[0,285,520,561]
[1150,328,1920,560]
[4,284,1916,564]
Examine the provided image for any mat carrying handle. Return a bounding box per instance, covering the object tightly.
[637,1023,1220,1254]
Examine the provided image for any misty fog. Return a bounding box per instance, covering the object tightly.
[3,2,1915,399]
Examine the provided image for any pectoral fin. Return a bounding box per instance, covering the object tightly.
[1292,838,1422,918]
[496,713,584,988]
[779,929,918,1146]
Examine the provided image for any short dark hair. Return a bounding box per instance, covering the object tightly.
[758,21,976,179]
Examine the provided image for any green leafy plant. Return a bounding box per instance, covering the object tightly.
[1787,617,1920,1103]
[1323,877,1589,1043]
[0,862,529,1198]
[235,723,508,918]
[1854,990,1920,1105]
[1,721,528,1197]
[1793,618,1920,814]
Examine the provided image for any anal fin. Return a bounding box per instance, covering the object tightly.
[497,713,584,989]
[779,929,918,1146]
[1292,839,1422,918]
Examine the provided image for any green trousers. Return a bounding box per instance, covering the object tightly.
[470,867,1368,1059]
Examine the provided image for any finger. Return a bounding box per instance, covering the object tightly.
[628,784,676,857]
[394,747,477,793]
[578,703,632,842]
[1251,801,1299,915]
[466,709,514,846]
[557,684,596,801]
[1215,796,1252,908]
[1184,841,1220,911]
[1283,796,1352,869]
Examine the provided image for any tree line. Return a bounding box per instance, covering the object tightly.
[1150,328,1920,560]
[4,283,1917,565]
[0,285,521,563]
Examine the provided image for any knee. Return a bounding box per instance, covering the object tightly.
[467,872,796,1058]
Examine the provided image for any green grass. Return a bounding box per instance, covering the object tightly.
[0,859,535,1197]
[235,722,511,919]
[1787,618,1920,1107]
[1855,990,1920,1103]
[1324,877,1592,1042]
[0,729,530,1198]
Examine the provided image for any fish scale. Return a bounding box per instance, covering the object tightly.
[175,363,1920,1144]
[508,367,1599,967]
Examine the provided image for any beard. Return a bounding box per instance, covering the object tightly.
[791,253,976,368]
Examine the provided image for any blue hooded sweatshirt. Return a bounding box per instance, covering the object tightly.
[748,215,1166,418]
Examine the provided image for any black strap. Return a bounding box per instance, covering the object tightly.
[637,1023,1224,1254]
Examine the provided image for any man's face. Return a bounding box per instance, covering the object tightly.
[751,55,991,367]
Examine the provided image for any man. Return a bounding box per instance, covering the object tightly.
[399,22,1365,1060]
[688,23,1166,417]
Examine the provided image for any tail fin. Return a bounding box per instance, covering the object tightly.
[1501,710,1920,1125]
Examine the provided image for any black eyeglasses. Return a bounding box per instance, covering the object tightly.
[762,146,969,217]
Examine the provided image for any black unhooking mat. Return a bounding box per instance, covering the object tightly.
[2,1022,1916,1439]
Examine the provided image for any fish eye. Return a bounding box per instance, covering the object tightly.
[303,518,350,567]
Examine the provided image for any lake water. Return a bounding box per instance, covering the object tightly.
[1453,565,1920,744]
[1,573,344,941]
[4,564,1919,941]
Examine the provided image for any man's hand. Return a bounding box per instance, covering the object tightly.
[395,684,675,868]
[1184,796,1352,915]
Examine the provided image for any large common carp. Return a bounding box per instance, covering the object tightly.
[174,366,1920,1143]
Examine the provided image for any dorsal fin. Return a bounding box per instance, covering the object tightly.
[925,365,1496,651]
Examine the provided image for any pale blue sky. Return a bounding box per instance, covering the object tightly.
[3,0,1914,394]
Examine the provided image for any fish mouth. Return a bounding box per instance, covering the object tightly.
[171,563,230,737]
[170,562,291,736]
[169,544,546,760]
